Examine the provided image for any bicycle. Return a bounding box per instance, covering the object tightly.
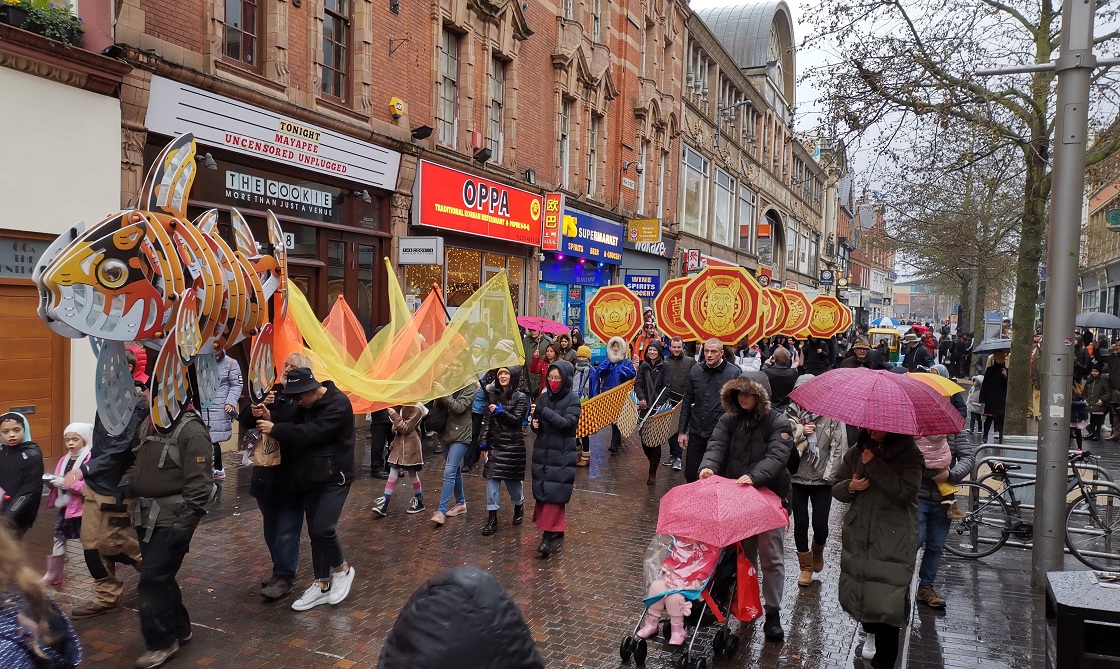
[945,449,1120,570]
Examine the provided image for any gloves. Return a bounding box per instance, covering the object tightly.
[116,485,135,504]
[493,404,504,415]
[479,442,490,452]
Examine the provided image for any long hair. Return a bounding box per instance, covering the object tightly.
[0,527,60,659]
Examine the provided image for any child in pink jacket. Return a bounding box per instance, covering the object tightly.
[42,423,93,586]
[637,536,720,645]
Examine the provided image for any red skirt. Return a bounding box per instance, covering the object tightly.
[533,501,567,532]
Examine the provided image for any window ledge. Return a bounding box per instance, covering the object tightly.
[317,96,370,125]
[214,59,285,94]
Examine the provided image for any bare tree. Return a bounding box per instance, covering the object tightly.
[804,0,1120,432]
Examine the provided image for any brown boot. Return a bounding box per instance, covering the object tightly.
[577,450,590,467]
[811,541,825,573]
[796,551,813,587]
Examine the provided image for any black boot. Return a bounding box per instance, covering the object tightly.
[762,610,784,642]
[538,532,553,558]
[512,504,524,525]
[482,510,498,536]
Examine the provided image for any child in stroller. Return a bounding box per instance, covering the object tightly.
[638,535,720,644]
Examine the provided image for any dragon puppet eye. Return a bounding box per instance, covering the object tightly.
[97,258,129,289]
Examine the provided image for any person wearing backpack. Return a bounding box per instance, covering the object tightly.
[117,410,213,669]
[697,373,794,644]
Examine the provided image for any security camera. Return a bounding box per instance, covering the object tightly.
[635,163,645,175]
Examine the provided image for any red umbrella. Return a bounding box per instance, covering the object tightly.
[656,476,788,548]
[516,315,571,336]
[789,367,964,436]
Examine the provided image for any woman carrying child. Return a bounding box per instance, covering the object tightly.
[41,424,93,586]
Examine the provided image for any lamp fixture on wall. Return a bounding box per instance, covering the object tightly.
[195,152,218,170]
[353,189,372,203]
[473,148,493,163]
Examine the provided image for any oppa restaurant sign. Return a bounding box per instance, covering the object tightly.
[414,161,542,245]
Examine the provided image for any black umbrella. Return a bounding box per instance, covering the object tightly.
[971,338,1012,354]
[1075,312,1120,329]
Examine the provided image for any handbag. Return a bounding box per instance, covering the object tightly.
[243,427,281,467]
[731,545,763,623]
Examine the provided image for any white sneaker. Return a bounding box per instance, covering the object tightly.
[327,567,355,605]
[861,633,876,660]
[292,583,332,611]
[672,458,682,471]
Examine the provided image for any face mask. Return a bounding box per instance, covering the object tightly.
[548,380,562,393]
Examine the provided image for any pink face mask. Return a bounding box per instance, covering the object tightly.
[548,379,562,393]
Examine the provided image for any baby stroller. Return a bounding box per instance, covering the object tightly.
[619,535,743,669]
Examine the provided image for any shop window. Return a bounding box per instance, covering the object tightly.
[559,99,572,189]
[507,255,525,310]
[439,30,460,148]
[405,264,443,306]
[738,186,756,252]
[713,169,734,248]
[222,0,259,66]
[489,58,505,163]
[322,0,350,100]
[447,247,481,308]
[681,146,708,237]
[328,239,346,306]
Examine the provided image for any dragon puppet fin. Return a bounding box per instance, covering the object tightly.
[139,134,197,221]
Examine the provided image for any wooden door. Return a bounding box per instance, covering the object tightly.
[0,283,69,461]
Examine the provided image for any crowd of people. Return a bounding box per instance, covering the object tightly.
[0,310,1003,669]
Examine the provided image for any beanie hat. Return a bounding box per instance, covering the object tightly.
[471,337,488,351]
[576,345,592,359]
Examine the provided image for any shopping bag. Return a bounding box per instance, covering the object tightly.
[243,427,282,467]
[731,546,763,623]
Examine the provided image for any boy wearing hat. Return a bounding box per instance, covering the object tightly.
[573,345,594,465]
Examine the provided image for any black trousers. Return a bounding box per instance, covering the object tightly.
[791,483,833,553]
[642,445,661,477]
[863,622,900,668]
[138,526,194,651]
[683,434,709,483]
[982,415,1004,442]
[1090,413,1106,438]
[212,443,223,471]
[304,483,350,581]
[609,424,622,450]
[369,422,392,474]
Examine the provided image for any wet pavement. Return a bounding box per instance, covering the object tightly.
[21,426,1084,669]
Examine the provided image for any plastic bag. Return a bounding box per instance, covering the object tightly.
[643,534,675,591]
[731,546,763,623]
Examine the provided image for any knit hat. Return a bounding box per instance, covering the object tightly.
[576,345,592,359]
[63,422,94,449]
[471,337,488,351]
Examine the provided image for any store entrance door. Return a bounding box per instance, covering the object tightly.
[324,231,385,338]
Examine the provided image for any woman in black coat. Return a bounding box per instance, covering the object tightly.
[479,367,529,536]
[635,341,671,485]
[530,360,581,557]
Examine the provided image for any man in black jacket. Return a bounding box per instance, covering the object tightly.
[698,374,794,643]
[663,337,696,470]
[678,338,741,482]
[259,367,357,612]
[840,338,886,370]
[901,333,934,372]
[66,392,147,619]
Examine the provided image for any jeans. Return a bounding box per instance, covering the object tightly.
[138,526,194,651]
[259,496,303,585]
[486,479,524,511]
[739,526,785,611]
[791,483,832,553]
[683,434,709,483]
[668,432,682,460]
[304,484,350,581]
[917,497,951,589]
[438,442,468,513]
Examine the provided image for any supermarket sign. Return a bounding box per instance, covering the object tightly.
[413,161,542,246]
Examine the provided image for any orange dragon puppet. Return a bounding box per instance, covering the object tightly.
[33,134,288,434]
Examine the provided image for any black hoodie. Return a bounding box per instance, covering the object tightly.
[531,361,581,505]
[377,565,544,669]
[269,380,356,489]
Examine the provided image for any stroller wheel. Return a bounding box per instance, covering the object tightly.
[712,628,727,655]
[620,636,634,662]
[677,650,690,669]
[692,658,707,669]
[634,638,648,666]
[724,635,740,657]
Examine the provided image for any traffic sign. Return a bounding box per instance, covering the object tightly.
[819,269,835,286]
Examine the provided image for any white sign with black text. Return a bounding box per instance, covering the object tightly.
[398,236,445,265]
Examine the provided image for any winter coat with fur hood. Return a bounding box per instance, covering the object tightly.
[480,370,529,481]
[531,361,581,505]
[591,336,636,396]
[698,377,795,499]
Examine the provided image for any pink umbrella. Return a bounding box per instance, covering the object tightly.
[788,367,964,436]
[517,315,571,336]
[656,476,788,548]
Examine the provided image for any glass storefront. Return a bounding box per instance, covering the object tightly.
[405,246,525,314]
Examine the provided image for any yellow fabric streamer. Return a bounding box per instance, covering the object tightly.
[285,260,525,410]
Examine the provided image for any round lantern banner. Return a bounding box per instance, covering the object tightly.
[587,285,643,344]
[653,276,696,340]
[808,295,849,338]
[681,266,765,344]
[779,288,812,337]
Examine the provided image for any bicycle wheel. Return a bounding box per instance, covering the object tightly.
[1066,490,1120,571]
[944,481,1013,559]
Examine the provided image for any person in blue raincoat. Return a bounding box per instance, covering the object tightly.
[590,336,636,454]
